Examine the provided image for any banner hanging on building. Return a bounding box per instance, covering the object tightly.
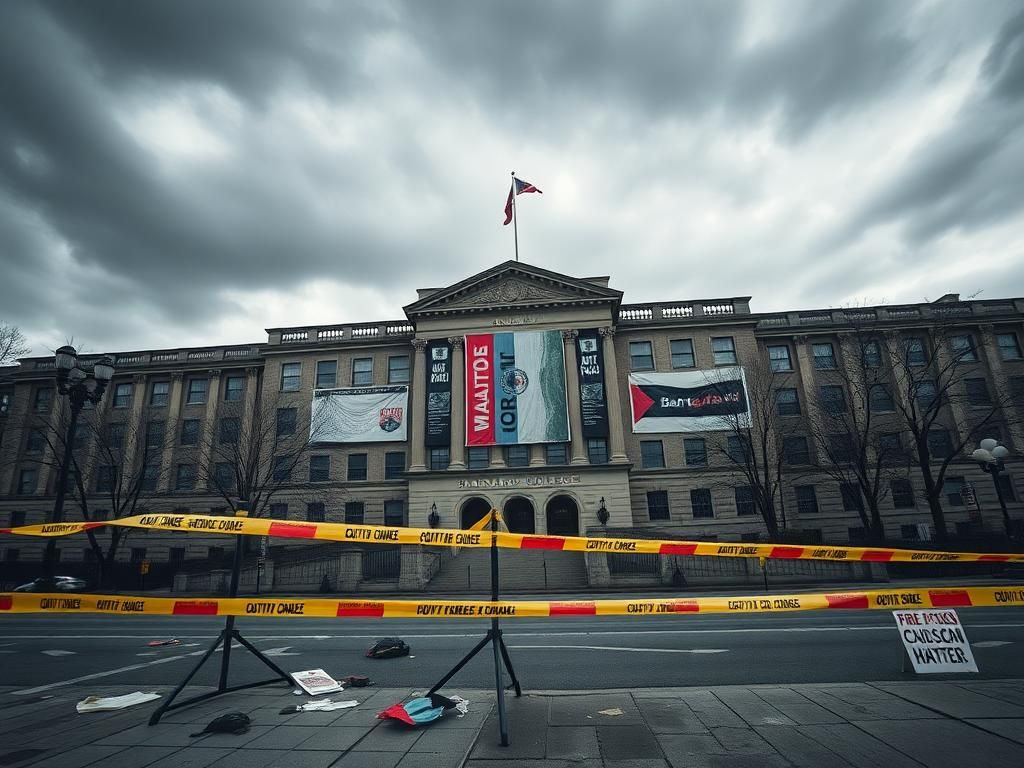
[311,386,408,443]
[629,368,751,433]
[465,331,570,446]
[575,330,608,438]
[425,341,452,447]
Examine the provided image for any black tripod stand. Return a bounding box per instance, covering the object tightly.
[427,509,521,746]
[149,516,292,725]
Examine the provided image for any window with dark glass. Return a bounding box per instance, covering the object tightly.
[629,341,654,371]
[927,428,953,459]
[344,502,364,524]
[307,502,326,522]
[276,407,296,437]
[690,488,714,518]
[795,485,819,515]
[916,380,938,410]
[224,376,244,401]
[848,526,868,542]
[900,525,920,540]
[891,479,915,507]
[385,451,406,479]
[145,421,165,450]
[840,483,863,512]
[951,335,977,362]
[17,469,37,495]
[905,337,927,366]
[272,456,290,483]
[219,417,240,444]
[997,475,1017,502]
[861,340,882,367]
[26,429,45,454]
[735,486,757,517]
[429,448,450,470]
[670,339,695,368]
[348,453,368,480]
[187,378,208,404]
[828,434,855,463]
[768,345,792,372]
[640,440,665,469]
[10,511,25,528]
[384,500,405,526]
[712,337,737,365]
[180,419,199,446]
[784,436,810,465]
[820,385,846,414]
[812,343,836,370]
[150,381,169,406]
[309,455,330,482]
[727,434,751,464]
[646,490,670,521]
[1012,376,1024,405]
[943,476,966,506]
[270,503,288,519]
[388,355,410,384]
[169,547,185,562]
[587,438,608,465]
[33,387,53,413]
[997,333,1023,361]
[879,432,904,463]
[352,357,373,386]
[315,360,337,389]
[214,462,235,492]
[95,466,115,493]
[175,463,195,491]
[965,378,991,406]
[684,438,707,466]
[506,445,529,467]
[869,384,894,412]
[130,547,147,563]
[280,363,301,392]
[140,460,160,492]
[545,443,568,465]
[113,383,133,408]
[775,388,800,416]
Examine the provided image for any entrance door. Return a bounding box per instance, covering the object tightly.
[545,495,579,536]
[504,497,535,534]
[460,497,492,529]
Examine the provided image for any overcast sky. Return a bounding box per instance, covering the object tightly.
[2,1,1023,358]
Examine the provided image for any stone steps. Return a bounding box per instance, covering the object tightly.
[425,546,589,592]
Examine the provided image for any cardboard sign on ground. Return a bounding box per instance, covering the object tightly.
[894,609,978,674]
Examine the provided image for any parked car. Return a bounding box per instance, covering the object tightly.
[13,576,88,593]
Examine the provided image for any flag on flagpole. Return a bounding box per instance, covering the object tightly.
[503,176,542,225]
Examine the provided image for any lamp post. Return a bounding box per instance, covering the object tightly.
[596,496,609,526]
[971,438,1013,539]
[43,346,114,582]
[428,502,440,528]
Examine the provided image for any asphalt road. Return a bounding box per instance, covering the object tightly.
[3,602,1024,696]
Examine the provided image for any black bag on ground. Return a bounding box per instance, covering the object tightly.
[190,712,251,738]
[366,637,410,659]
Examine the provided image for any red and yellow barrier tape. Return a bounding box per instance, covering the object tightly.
[2,513,1023,564]
[3,586,1024,618]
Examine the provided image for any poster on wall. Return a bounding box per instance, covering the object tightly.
[576,330,608,438]
[311,386,409,442]
[465,331,570,446]
[628,367,750,433]
[425,340,452,447]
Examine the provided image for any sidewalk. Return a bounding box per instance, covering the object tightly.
[3,679,1024,767]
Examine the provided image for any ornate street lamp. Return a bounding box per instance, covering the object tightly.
[971,438,1014,539]
[43,346,115,583]
[596,496,609,526]
[428,502,440,528]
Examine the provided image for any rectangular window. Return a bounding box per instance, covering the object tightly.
[861,340,882,367]
[812,343,837,370]
[70,423,88,451]
[352,357,373,386]
[224,376,244,401]
[130,547,147,563]
[309,455,330,482]
[916,380,938,411]
[219,417,240,444]
[18,468,37,495]
[951,334,977,362]
[505,445,529,467]
[113,383,133,408]
[429,447,450,470]
[795,485,819,515]
[95,466,115,493]
[187,378,208,404]
[775,388,801,416]
[26,429,45,454]
[869,384,894,412]
[768,345,792,372]
[1011,376,1024,405]
[307,502,326,523]
[848,527,868,542]
[879,432,903,463]
[385,451,406,479]
[384,500,405,527]
[587,438,608,465]
[944,476,966,506]
[997,475,1017,502]
[712,337,737,365]
[150,381,170,407]
[545,443,568,465]
[10,511,26,528]
[670,339,695,368]
[965,378,991,406]
[169,547,186,562]
[344,502,364,524]
[784,436,810,465]
[145,421,165,450]
[828,434,855,463]
[690,488,714,518]
[388,355,410,384]
[900,524,920,540]
[272,456,291,484]
[735,486,757,517]
[276,407,296,437]
[175,463,195,491]
[997,333,1023,361]
[33,387,53,413]
[891,479,915,508]
[467,446,490,469]
[840,483,863,512]
[180,419,200,446]
[927,428,953,459]
[726,435,751,464]
[647,490,670,521]
[820,385,846,415]
[280,362,301,392]
[684,438,707,466]
[140,460,160,492]
[315,360,337,389]
[348,453,368,480]
[629,341,654,371]
[270,503,288,519]
[640,440,665,469]
[214,462,235,492]
[905,337,927,366]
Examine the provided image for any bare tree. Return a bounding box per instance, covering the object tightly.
[0,323,30,365]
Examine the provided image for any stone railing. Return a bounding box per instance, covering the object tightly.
[756,298,1024,331]
[270,321,416,345]
[27,346,264,372]
[618,298,750,324]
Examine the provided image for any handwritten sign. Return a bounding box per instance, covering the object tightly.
[894,609,978,674]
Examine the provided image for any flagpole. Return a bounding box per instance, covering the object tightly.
[511,171,519,262]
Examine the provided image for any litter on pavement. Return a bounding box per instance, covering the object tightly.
[190,712,251,738]
[366,637,410,659]
[291,668,344,695]
[279,699,360,714]
[146,639,181,647]
[598,708,624,716]
[342,675,373,687]
[76,692,161,713]
[378,693,460,726]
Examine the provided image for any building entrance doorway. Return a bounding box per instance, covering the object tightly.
[503,497,535,534]
[545,495,579,537]
[460,497,492,529]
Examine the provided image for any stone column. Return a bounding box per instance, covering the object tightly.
[793,335,824,459]
[529,444,545,466]
[409,339,428,472]
[600,327,629,463]
[562,329,587,464]
[448,337,466,469]
[120,374,149,479]
[159,373,185,492]
[199,370,223,490]
[978,324,1024,450]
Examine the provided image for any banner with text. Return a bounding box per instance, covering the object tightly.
[311,386,408,443]
[629,367,751,433]
[576,330,609,438]
[465,331,570,446]
[425,341,452,447]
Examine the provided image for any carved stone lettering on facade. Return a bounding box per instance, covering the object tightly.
[457,474,581,489]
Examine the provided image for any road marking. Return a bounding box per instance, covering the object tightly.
[509,644,729,654]
[11,650,208,695]
[262,646,300,656]
[41,650,76,657]
[973,640,1012,648]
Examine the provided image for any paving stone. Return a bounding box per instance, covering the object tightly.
[959,681,1024,707]
[875,682,1024,719]
[465,761,598,768]
[679,691,747,729]
[95,725,153,746]
[239,726,323,750]
[598,724,664,760]
[470,696,547,760]
[144,748,234,768]
[966,718,1024,745]
[294,725,368,751]
[713,690,796,726]
[604,762,671,768]
[40,746,181,768]
[549,693,643,726]
[330,752,403,768]
[751,688,847,725]
[262,753,339,768]
[636,698,712,734]
[754,726,859,768]
[798,687,941,721]
[663,755,790,768]
[197,726,275,748]
[544,726,600,760]
[207,750,290,768]
[349,722,423,752]
[853,718,1024,768]
[3,744,125,768]
[799,723,924,768]
[408,726,478,754]
[710,727,779,755]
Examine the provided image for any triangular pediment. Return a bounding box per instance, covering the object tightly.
[404,261,622,319]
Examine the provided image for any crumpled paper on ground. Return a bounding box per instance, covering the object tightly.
[77,692,161,713]
[283,699,359,713]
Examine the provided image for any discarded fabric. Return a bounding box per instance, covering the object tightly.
[292,668,344,695]
[147,639,180,647]
[76,692,161,713]
[366,637,410,659]
[598,708,624,716]
[342,675,372,687]
[280,699,359,714]
[378,694,457,726]
[450,695,470,718]
[190,712,251,738]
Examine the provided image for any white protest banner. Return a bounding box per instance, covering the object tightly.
[311,386,408,443]
[291,668,344,695]
[893,609,978,674]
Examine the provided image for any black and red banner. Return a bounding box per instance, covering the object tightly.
[628,369,750,433]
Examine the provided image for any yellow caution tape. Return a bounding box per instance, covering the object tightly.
[3,586,1024,617]
[2,513,1023,564]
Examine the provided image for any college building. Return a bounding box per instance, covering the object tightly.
[1,261,1022,591]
